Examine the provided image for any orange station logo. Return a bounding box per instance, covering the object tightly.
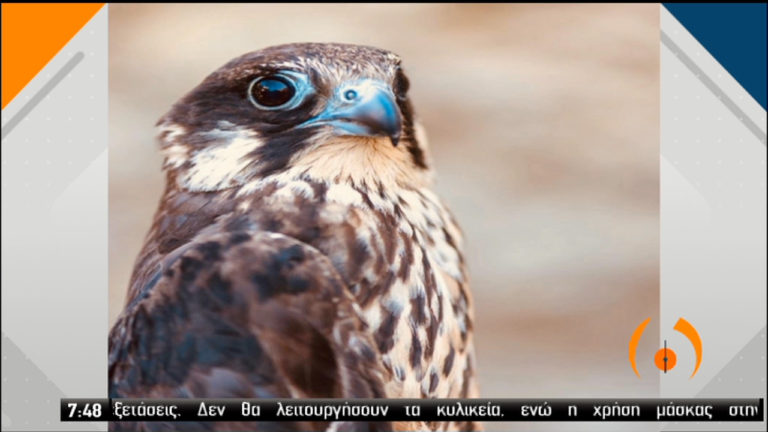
[629,317,702,378]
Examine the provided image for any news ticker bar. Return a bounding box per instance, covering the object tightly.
[61,398,764,422]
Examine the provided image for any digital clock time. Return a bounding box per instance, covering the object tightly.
[66,402,103,419]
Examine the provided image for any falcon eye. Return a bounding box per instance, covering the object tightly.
[248,75,297,109]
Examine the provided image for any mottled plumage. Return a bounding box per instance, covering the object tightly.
[109,43,478,432]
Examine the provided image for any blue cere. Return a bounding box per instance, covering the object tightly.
[301,78,402,141]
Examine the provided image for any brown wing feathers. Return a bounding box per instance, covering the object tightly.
[108,230,391,431]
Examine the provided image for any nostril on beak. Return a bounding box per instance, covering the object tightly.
[343,89,358,101]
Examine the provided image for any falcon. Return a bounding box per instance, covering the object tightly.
[108,43,479,432]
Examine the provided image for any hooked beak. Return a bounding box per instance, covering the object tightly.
[302,79,402,146]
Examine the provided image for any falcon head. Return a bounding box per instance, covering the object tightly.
[157,43,432,192]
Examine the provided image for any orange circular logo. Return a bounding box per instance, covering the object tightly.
[654,347,677,372]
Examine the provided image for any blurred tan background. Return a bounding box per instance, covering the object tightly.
[109,4,660,430]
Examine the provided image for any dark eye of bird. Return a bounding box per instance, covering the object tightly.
[249,76,296,108]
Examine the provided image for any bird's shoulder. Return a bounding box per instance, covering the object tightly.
[110,228,389,403]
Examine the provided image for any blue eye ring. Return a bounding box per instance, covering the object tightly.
[247,71,312,111]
